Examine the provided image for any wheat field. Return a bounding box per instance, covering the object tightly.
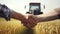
[0,18,28,34]
[33,19,60,34]
[0,18,60,34]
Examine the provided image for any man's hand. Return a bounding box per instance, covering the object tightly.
[21,14,39,28]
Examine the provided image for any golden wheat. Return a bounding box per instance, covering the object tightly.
[0,18,28,34]
[0,18,60,34]
[33,19,60,34]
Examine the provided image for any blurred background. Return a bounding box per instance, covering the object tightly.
[0,0,60,15]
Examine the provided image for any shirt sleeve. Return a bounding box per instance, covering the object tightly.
[58,14,60,19]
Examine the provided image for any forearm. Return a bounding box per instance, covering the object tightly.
[34,10,59,22]
[11,11,27,21]
[38,15,59,22]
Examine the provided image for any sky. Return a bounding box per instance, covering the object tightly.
[0,0,60,14]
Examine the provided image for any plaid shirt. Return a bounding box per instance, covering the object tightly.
[0,4,12,21]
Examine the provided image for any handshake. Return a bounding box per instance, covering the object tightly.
[22,14,40,28]
[11,11,40,28]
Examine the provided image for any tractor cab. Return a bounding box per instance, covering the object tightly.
[26,3,43,15]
